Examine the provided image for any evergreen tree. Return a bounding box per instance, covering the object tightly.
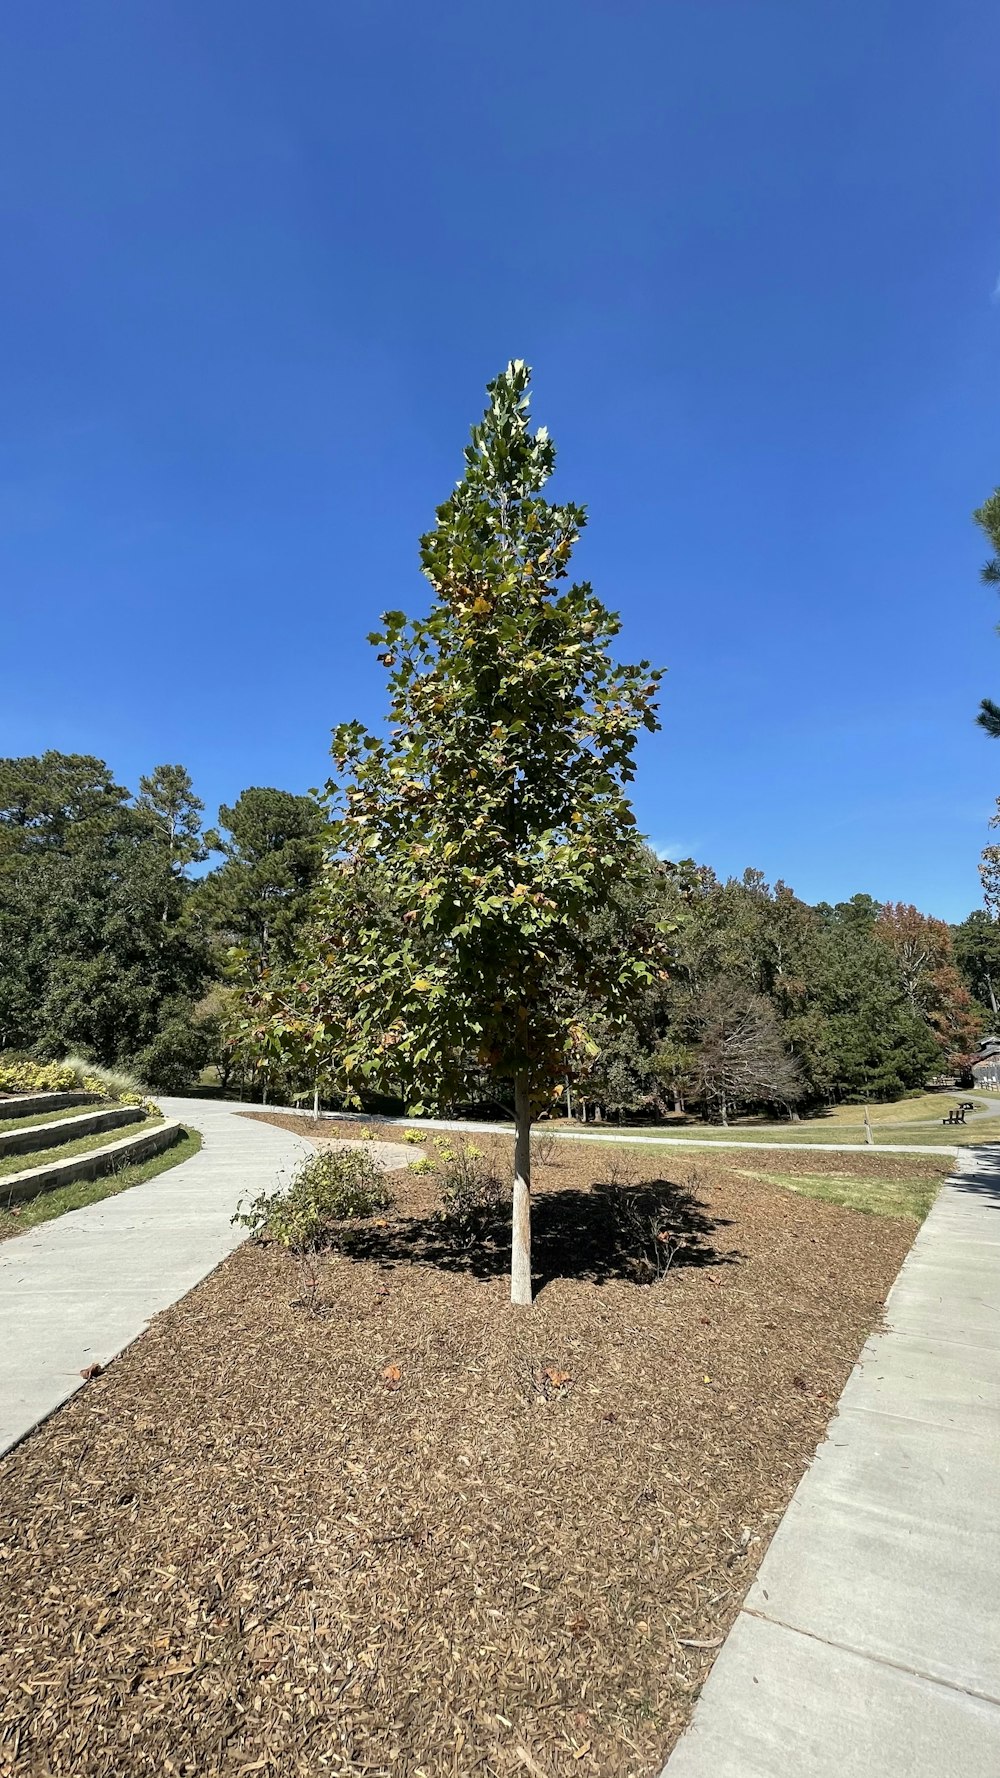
[137,764,209,873]
[192,787,327,966]
[0,753,208,1065]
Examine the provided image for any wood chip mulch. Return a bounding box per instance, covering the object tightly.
[0,1122,939,1778]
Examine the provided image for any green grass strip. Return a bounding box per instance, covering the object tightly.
[0,1128,201,1239]
[0,1112,163,1180]
[736,1166,943,1222]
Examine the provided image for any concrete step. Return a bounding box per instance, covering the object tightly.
[1,1120,183,1205]
[0,1104,146,1160]
[0,1091,103,1121]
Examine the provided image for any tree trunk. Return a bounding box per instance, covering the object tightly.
[313,1077,320,1119]
[565,1076,573,1121]
[511,1073,532,1307]
[719,1096,728,1127]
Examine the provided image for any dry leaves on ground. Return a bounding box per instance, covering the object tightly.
[0,1129,935,1778]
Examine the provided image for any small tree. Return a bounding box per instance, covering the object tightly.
[686,981,802,1125]
[290,362,666,1304]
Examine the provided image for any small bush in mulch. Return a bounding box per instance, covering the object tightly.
[432,1137,508,1247]
[234,1145,395,1310]
[0,1131,945,1778]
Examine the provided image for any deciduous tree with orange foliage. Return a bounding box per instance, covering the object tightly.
[874,903,983,1070]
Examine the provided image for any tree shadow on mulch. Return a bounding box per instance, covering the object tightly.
[342,1177,742,1294]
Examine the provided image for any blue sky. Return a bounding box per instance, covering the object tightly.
[2,1,998,920]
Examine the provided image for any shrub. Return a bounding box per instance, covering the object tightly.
[0,1052,147,1101]
[0,1055,77,1095]
[435,1140,507,1246]
[531,1127,558,1167]
[403,1129,424,1145]
[234,1145,394,1250]
[135,1022,209,1094]
[408,1156,436,1175]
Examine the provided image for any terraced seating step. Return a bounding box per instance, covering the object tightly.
[0,1104,146,1159]
[0,1090,103,1120]
[2,1120,184,1204]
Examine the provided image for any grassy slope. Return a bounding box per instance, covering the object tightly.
[0,1112,164,1180]
[0,1128,201,1239]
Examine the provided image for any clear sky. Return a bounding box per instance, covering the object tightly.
[2,2,998,920]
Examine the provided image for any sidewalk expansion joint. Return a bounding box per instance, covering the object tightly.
[741,1607,1000,1711]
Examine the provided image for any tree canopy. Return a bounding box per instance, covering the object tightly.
[0,752,209,1066]
[251,360,668,1302]
[973,488,1000,737]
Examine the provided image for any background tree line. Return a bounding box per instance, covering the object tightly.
[2,748,988,1118]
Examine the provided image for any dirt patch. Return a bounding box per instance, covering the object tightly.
[0,1128,921,1777]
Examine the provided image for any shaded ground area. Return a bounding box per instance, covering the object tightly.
[0,1132,936,1777]
[256,1113,950,1226]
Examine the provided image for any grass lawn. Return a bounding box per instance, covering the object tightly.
[542,1098,1000,1151]
[0,1111,163,1181]
[0,1124,940,1776]
[731,1163,941,1221]
[608,1120,1000,1150]
[0,1101,108,1137]
[815,1092,963,1125]
[0,1128,201,1240]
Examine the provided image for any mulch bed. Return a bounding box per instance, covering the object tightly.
[0,1122,937,1778]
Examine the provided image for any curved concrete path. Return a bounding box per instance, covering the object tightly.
[292,1104,966,1158]
[661,1146,1000,1777]
[0,1098,312,1459]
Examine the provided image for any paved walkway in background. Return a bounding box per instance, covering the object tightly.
[288,1104,965,1158]
[661,1146,1000,1778]
[0,1098,311,1458]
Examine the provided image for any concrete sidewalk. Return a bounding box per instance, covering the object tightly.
[661,1148,1000,1777]
[0,1098,311,1458]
